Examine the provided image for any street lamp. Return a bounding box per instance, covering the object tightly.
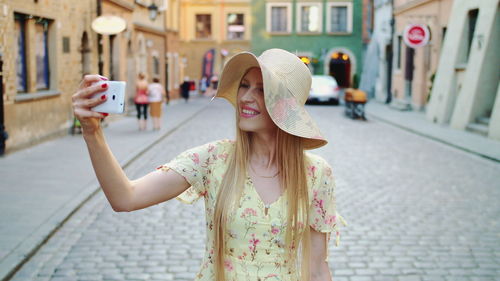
[148,2,159,21]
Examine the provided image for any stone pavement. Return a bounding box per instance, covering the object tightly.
[365,101,500,162]
[0,95,211,281]
[7,100,500,281]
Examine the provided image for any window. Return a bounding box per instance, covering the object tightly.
[195,14,212,39]
[266,3,292,33]
[35,20,50,90]
[227,13,245,40]
[297,3,322,33]
[15,13,52,93]
[153,56,160,75]
[15,16,27,92]
[327,2,352,33]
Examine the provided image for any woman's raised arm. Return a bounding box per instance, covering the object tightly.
[73,75,190,212]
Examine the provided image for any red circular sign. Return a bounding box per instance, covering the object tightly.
[403,24,430,48]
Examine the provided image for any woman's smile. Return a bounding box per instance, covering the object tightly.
[240,105,261,118]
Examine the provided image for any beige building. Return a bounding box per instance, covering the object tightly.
[426,0,500,140]
[179,0,252,85]
[0,0,99,152]
[0,0,179,153]
[165,0,182,99]
[391,0,453,110]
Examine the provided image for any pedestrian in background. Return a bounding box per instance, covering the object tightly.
[71,48,345,281]
[148,77,166,131]
[180,76,190,103]
[199,76,208,95]
[134,72,149,131]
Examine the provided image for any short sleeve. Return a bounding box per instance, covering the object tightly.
[308,157,346,248]
[156,140,226,204]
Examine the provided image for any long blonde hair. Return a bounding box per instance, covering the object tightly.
[213,121,311,280]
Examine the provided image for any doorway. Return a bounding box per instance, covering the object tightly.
[329,52,351,88]
[80,32,91,76]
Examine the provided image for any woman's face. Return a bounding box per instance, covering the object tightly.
[237,67,276,133]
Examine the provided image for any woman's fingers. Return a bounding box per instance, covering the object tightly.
[78,74,108,89]
[74,107,107,119]
[73,82,108,103]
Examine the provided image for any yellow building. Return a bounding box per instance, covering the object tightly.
[179,0,252,85]
[165,0,182,99]
[100,0,167,106]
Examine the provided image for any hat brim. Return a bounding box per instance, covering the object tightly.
[216,52,327,150]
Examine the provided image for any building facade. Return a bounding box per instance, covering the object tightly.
[359,0,392,101]
[426,0,500,140]
[165,0,182,99]
[0,0,179,153]
[252,0,364,88]
[1,0,99,153]
[390,0,453,110]
[179,0,252,85]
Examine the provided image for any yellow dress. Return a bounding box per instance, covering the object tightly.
[157,139,344,281]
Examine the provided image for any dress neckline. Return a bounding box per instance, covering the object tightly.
[246,172,285,212]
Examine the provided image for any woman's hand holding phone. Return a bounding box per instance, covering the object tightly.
[72,75,111,135]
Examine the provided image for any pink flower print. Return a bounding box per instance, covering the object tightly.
[264,273,278,279]
[271,227,280,235]
[325,215,337,226]
[241,208,257,218]
[324,166,332,177]
[307,165,317,176]
[272,98,296,124]
[190,153,200,165]
[248,233,260,260]
[224,259,234,271]
[238,251,248,260]
[208,144,215,153]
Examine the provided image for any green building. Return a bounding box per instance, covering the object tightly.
[251,0,363,88]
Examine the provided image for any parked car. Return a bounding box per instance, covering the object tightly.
[307,75,340,105]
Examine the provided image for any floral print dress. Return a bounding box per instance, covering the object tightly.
[156,139,345,281]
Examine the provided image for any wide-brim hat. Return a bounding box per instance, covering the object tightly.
[216,48,327,149]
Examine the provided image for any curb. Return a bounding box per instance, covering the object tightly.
[365,111,500,163]
[1,100,211,281]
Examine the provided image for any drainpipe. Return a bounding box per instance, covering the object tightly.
[97,0,104,75]
[386,0,394,104]
[0,52,8,156]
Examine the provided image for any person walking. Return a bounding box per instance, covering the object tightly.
[148,77,167,131]
[72,49,345,281]
[134,72,149,131]
[199,76,208,95]
[180,77,191,103]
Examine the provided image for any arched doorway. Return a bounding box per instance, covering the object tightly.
[324,48,356,88]
[329,52,351,88]
[80,32,91,76]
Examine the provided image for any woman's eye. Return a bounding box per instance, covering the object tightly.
[239,84,249,88]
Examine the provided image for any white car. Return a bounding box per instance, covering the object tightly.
[307,75,340,105]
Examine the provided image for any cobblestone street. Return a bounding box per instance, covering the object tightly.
[11,100,500,281]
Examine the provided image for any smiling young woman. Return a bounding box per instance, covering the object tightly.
[72,48,346,281]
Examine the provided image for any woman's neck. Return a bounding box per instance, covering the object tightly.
[249,132,277,168]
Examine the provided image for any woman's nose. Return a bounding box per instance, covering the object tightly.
[240,89,255,103]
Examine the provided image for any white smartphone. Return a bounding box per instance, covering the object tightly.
[91,81,126,114]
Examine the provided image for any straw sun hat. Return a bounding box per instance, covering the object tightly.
[216,48,327,149]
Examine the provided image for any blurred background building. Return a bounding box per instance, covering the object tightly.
[179,0,252,84]
[1,0,99,152]
[251,0,364,88]
[0,0,498,154]
[427,0,500,140]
